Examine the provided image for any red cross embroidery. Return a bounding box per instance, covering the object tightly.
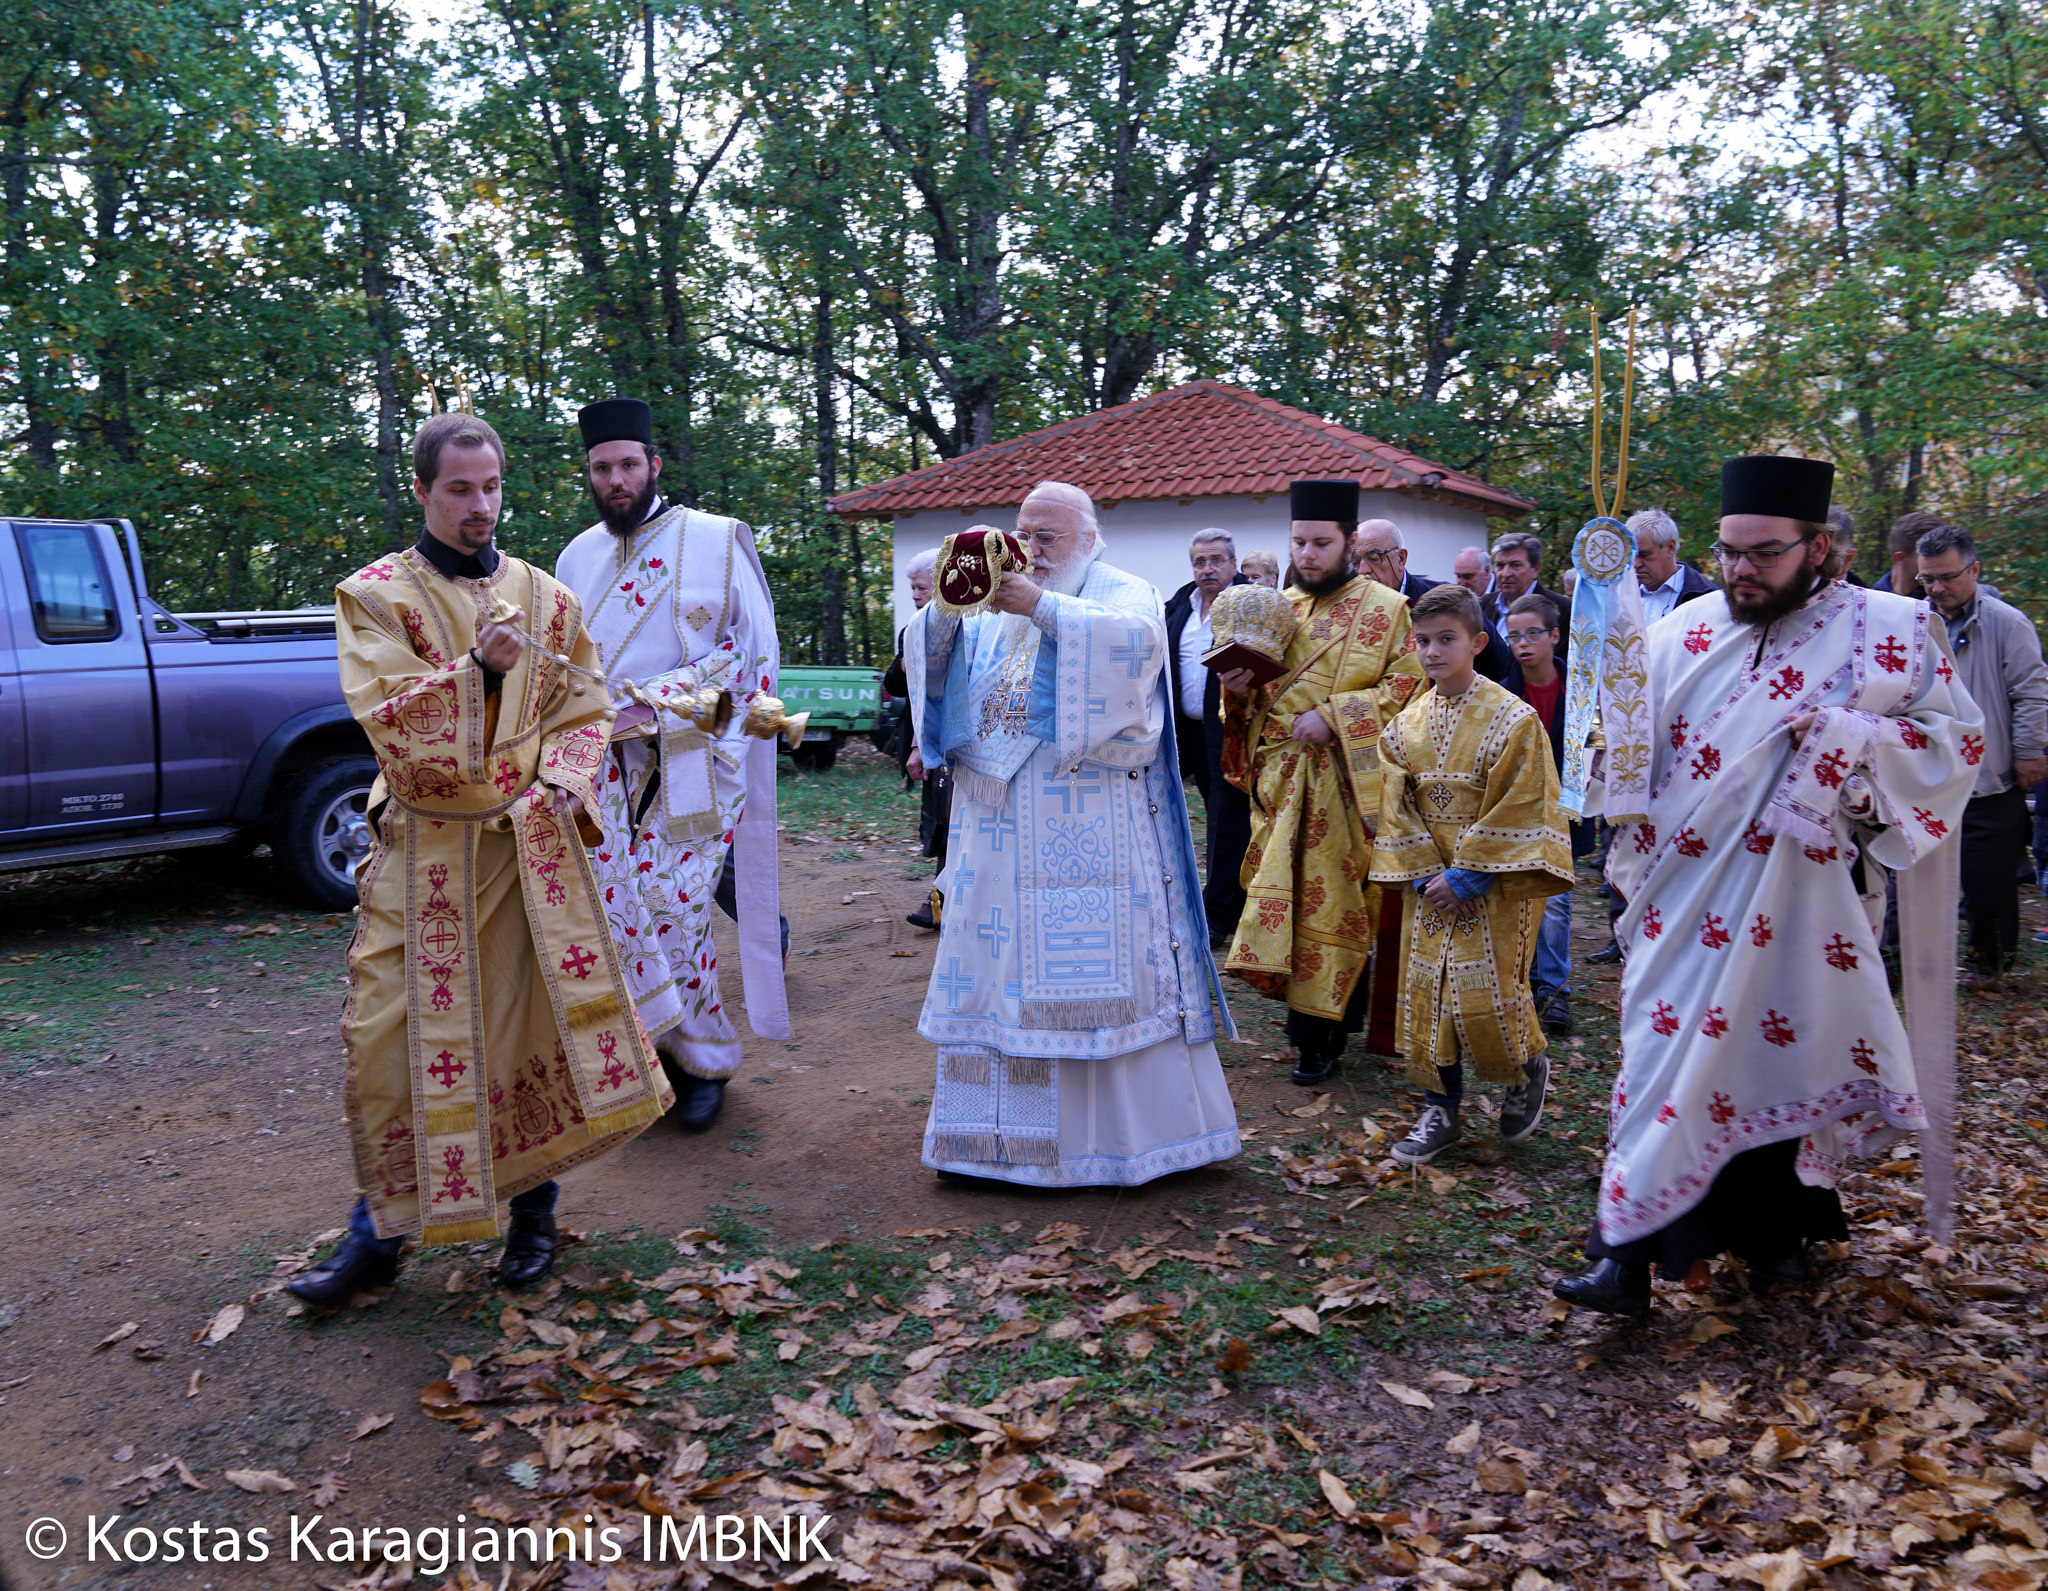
[1656,1099,1678,1124]
[1650,1000,1678,1036]
[1690,743,1721,779]
[1914,807,1949,838]
[1607,1177,1627,1205]
[1873,634,1908,673]
[1699,912,1731,950]
[1669,715,1689,751]
[1803,842,1839,864]
[1700,1006,1728,1038]
[1959,733,1984,766]
[1750,913,1774,947]
[421,919,461,959]
[1684,624,1713,655]
[560,943,598,980]
[1812,748,1850,789]
[1642,905,1664,941]
[434,1144,476,1204]
[360,561,395,581]
[1708,1092,1735,1124]
[1850,1038,1877,1075]
[1760,1009,1797,1047]
[1937,655,1953,683]
[1898,722,1928,750]
[1633,823,1658,855]
[1742,821,1775,855]
[1674,827,1708,858]
[1768,664,1805,700]
[428,1049,467,1088]
[1823,934,1859,971]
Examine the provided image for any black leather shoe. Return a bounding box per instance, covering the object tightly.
[496,1211,558,1289]
[286,1232,400,1307]
[1553,1259,1652,1318]
[1290,1049,1341,1086]
[1746,1249,1809,1294]
[676,1074,727,1130]
[1587,942,1623,966]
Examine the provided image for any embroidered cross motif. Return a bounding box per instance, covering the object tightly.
[1899,722,1928,749]
[1040,766,1107,813]
[1689,743,1721,780]
[1673,827,1707,858]
[1760,1009,1797,1047]
[559,943,598,980]
[1750,913,1773,947]
[1641,905,1664,940]
[1669,715,1689,751]
[1657,1099,1678,1124]
[1768,664,1805,700]
[1959,733,1984,766]
[976,908,1013,960]
[1873,634,1908,673]
[434,1144,476,1204]
[1699,912,1731,950]
[428,1050,466,1088]
[1812,748,1850,788]
[1850,1038,1877,1075]
[1684,624,1712,655]
[1913,806,1949,838]
[360,560,395,581]
[1632,823,1658,854]
[1700,1006,1728,1038]
[976,809,1018,851]
[596,1030,629,1092]
[935,957,975,1011]
[1709,1092,1735,1124]
[421,918,462,959]
[1937,655,1953,683]
[685,604,715,631]
[1649,1000,1678,1035]
[1109,629,1152,679]
[1823,933,1859,971]
[1803,841,1839,864]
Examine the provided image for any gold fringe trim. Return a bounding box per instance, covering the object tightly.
[1020,997,1138,1031]
[999,1133,1061,1166]
[943,1053,991,1085]
[424,1104,477,1136]
[1007,1055,1052,1087]
[421,1215,502,1247]
[564,993,622,1029]
[931,1132,1001,1163]
[584,1097,664,1138]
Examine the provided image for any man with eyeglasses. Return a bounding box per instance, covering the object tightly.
[1554,455,1981,1321]
[1915,523,2047,987]
[1353,518,1508,679]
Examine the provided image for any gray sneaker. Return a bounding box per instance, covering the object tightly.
[1500,1055,1549,1142]
[1392,1102,1461,1164]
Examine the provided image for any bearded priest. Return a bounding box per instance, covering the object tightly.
[1218,480,1425,1087]
[554,398,789,1133]
[290,413,669,1306]
[904,481,1240,1187]
[1554,456,1981,1318]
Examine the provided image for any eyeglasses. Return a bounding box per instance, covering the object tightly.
[1917,565,1977,588]
[1712,535,1812,570]
[1504,628,1554,644]
[1356,547,1400,565]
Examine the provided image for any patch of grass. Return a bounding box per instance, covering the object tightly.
[773,754,919,845]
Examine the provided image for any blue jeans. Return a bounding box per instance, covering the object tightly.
[1531,891,1571,998]
[346,1179,557,1256]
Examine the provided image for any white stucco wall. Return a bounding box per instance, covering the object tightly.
[885,491,1499,632]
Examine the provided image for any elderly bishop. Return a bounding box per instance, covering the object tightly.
[906,482,1240,1187]
[555,398,789,1132]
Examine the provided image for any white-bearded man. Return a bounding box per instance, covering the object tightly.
[1554,456,1981,1318]
[905,481,1240,1187]
[554,398,790,1131]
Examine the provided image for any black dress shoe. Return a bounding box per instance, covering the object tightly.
[286,1232,400,1307]
[1290,1049,1341,1086]
[496,1211,558,1289]
[1587,942,1623,965]
[1552,1258,1652,1318]
[1746,1249,1809,1294]
[676,1074,727,1130]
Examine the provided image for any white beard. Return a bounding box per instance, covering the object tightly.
[1038,535,1100,597]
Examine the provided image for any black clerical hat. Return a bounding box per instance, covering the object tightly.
[1721,456,1833,522]
[1290,479,1359,522]
[578,397,653,452]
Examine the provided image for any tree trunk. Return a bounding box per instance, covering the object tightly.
[1,118,56,468]
[815,279,846,664]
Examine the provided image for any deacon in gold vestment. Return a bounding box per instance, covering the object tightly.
[1218,481,1422,1085]
[292,415,671,1306]
[1373,584,1572,1165]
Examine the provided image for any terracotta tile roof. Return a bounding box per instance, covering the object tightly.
[828,379,1534,520]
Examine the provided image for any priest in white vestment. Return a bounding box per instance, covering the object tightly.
[555,398,789,1129]
[1555,456,1981,1317]
[905,482,1241,1187]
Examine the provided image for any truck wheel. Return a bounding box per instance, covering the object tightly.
[275,755,379,911]
[790,734,840,773]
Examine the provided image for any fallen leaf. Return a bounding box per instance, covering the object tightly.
[1477,1456,1530,1494]
[1318,1468,1358,1521]
[1290,1093,1333,1118]
[95,1322,141,1351]
[1379,1379,1435,1410]
[1688,1316,1739,1343]
[1425,1370,1476,1394]
[111,1444,135,1463]
[1424,1167,1459,1195]
[1446,1421,1482,1456]
[223,1469,296,1494]
[200,1304,244,1345]
[1678,1378,1736,1425]
[1217,1339,1253,1373]
[309,1470,347,1507]
[1275,1305,1321,1337]
[352,1412,394,1440]
[845,1086,869,1094]
[184,1369,203,1399]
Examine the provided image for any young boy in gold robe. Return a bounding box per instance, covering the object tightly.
[1371,584,1573,1163]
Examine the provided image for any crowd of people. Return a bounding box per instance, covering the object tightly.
[286,401,2026,1326]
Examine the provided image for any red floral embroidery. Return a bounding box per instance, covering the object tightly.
[1823,933,1859,971]
[1708,1092,1735,1124]
[1669,715,1689,751]
[1768,664,1805,700]
[1959,733,1984,766]
[1803,842,1839,864]
[433,1143,476,1205]
[1656,1099,1678,1124]
[1699,1006,1728,1038]
[1684,624,1712,655]
[1699,912,1730,950]
[1750,913,1773,947]
[1913,807,1949,838]
[1689,743,1722,780]
[1673,827,1707,858]
[1850,1038,1877,1075]
[1898,722,1928,750]
[1642,905,1664,941]
[1650,1000,1679,1035]
[1760,1009,1797,1047]
[1742,821,1775,855]
[1813,748,1850,788]
[1633,823,1658,855]
[1873,634,1908,673]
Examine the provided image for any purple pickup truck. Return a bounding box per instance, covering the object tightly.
[0,516,372,909]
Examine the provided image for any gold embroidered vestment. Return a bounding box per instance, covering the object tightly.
[337,548,670,1245]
